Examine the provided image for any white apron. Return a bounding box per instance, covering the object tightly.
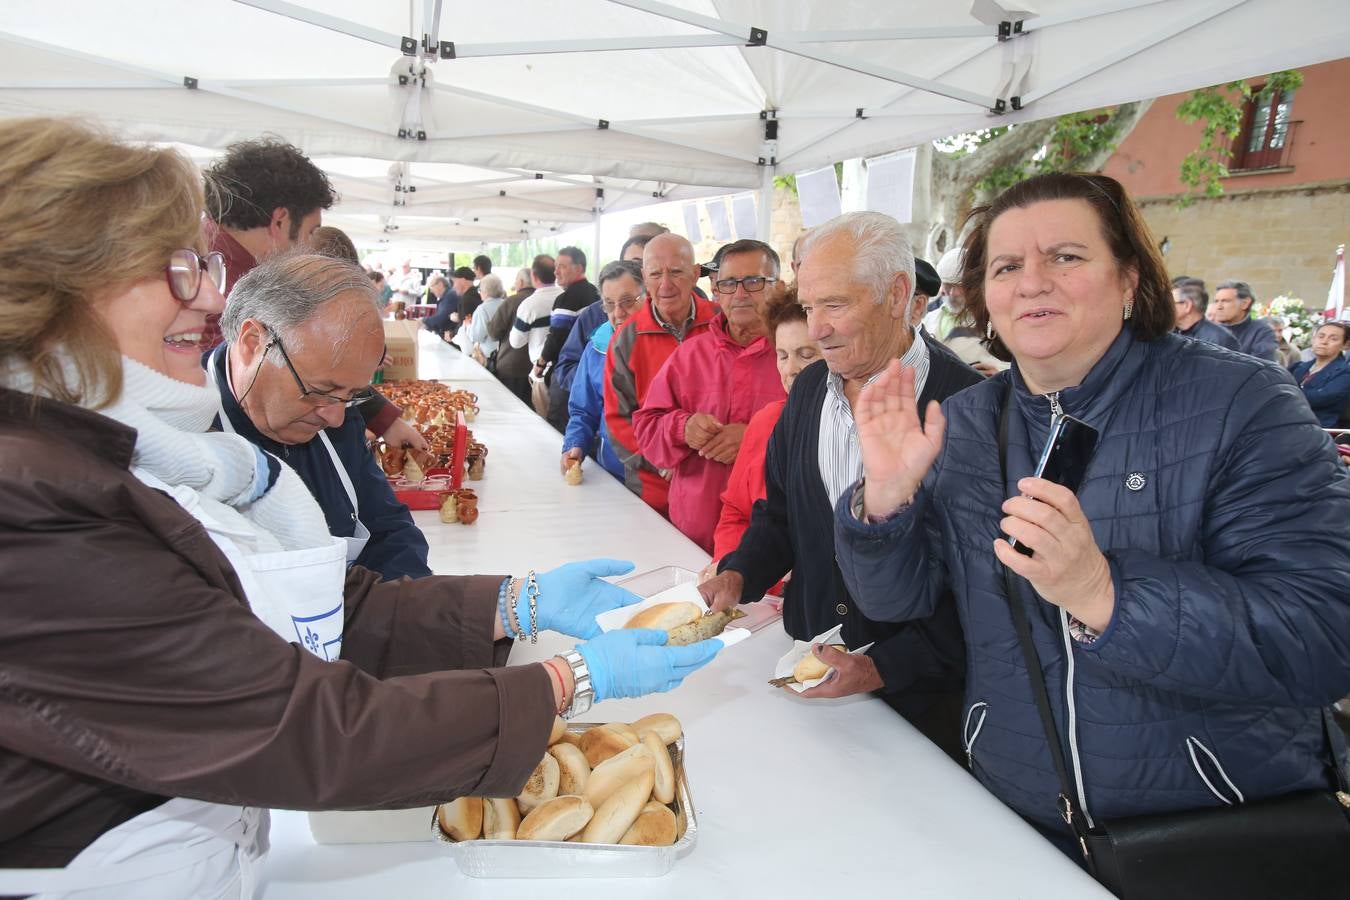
[0,468,349,899]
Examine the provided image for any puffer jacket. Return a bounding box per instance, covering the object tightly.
[835,329,1350,835]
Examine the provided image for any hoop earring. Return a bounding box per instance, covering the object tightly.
[1123,297,1134,321]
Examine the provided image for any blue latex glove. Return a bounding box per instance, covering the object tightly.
[529,558,642,639]
[575,628,723,702]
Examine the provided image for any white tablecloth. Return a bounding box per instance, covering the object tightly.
[258,336,1109,899]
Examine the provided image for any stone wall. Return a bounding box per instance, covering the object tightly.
[687,184,804,272]
[1137,180,1350,307]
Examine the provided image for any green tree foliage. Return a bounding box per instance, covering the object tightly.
[1174,70,1303,206]
[973,109,1126,197]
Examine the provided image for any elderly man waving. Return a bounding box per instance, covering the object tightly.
[700,213,978,759]
[633,240,786,552]
[206,254,431,581]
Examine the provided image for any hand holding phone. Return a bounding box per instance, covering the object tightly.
[1009,415,1099,557]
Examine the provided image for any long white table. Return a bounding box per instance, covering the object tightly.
[259,332,1109,899]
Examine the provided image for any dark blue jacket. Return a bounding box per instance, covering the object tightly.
[562,321,624,481]
[423,289,461,337]
[1290,355,1350,427]
[835,330,1350,836]
[1176,317,1239,351]
[553,300,608,393]
[207,346,431,582]
[1228,315,1278,362]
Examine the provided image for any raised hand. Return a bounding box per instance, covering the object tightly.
[855,360,946,518]
[532,558,641,639]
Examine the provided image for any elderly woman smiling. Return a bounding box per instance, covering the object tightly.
[833,173,1350,878]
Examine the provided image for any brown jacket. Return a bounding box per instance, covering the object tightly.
[0,387,554,868]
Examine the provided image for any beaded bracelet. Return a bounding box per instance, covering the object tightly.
[524,570,540,644]
[496,577,516,639]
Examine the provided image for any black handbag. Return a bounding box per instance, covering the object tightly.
[996,384,1350,899]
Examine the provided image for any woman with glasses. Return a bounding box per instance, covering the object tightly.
[631,240,788,553]
[0,119,723,898]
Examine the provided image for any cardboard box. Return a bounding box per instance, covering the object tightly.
[381,319,420,381]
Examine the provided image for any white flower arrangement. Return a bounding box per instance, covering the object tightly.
[1256,295,1321,346]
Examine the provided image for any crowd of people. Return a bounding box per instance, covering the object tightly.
[2,119,1349,898]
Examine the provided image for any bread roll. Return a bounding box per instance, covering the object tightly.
[482,797,521,840]
[437,796,483,842]
[631,712,682,745]
[578,724,637,768]
[793,644,847,683]
[619,802,678,846]
[550,742,591,796]
[552,729,584,749]
[565,462,583,485]
[602,742,650,768]
[516,795,594,842]
[516,753,560,813]
[548,716,568,746]
[581,767,655,844]
[642,731,676,805]
[623,601,701,631]
[583,752,655,809]
[601,722,639,741]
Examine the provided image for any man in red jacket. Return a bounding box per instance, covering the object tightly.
[604,234,719,516]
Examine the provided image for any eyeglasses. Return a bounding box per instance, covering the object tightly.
[165,249,226,304]
[601,296,642,314]
[265,328,375,409]
[714,275,777,295]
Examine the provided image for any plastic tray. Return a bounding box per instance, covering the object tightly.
[432,724,697,878]
[615,565,782,635]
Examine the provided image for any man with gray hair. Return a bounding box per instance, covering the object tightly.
[206,253,431,581]
[1172,278,1238,351]
[700,212,976,759]
[1211,279,1277,361]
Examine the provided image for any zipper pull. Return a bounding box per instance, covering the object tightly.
[1047,391,1064,427]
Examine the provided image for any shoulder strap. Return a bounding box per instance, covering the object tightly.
[997,384,1095,854]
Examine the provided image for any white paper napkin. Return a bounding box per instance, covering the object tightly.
[594,582,752,649]
[772,625,874,693]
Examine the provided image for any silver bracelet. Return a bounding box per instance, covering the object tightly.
[558,649,594,719]
[524,570,540,644]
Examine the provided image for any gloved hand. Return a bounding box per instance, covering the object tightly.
[575,628,723,702]
[530,558,641,639]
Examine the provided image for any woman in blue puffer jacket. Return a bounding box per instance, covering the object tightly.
[832,173,1350,856]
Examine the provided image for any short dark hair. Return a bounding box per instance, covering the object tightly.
[204,138,336,238]
[1318,321,1350,343]
[712,239,781,278]
[763,283,806,346]
[619,234,652,260]
[960,172,1174,361]
[1177,281,1209,313]
[559,246,587,271]
[369,270,385,285]
[1215,280,1257,313]
[532,254,556,285]
[452,266,476,281]
[1171,274,1204,290]
[310,226,359,265]
[473,255,492,274]
[598,259,642,290]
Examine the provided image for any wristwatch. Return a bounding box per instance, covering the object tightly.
[559,649,594,720]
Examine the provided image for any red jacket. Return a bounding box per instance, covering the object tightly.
[712,398,785,596]
[604,295,719,517]
[632,314,784,552]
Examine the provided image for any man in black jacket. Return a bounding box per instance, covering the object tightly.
[539,246,601,432]
[701,211,979,760]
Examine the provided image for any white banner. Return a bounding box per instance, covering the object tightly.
[732,194,758,239]
[1326,244,1345,320]
[682,202,703,244]
[706,198,732,242]
[796,166,842,228]
[865,149,917,224]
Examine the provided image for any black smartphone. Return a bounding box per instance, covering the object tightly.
[1010,414,1099,556]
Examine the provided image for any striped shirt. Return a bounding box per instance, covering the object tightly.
[818,328,930,507]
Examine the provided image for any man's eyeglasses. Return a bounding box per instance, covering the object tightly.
[265,328,375,409]
[714,276,777,295]
[165,249,226,304]
[602,296,642,314]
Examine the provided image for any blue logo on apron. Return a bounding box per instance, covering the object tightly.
[291,603,343,661]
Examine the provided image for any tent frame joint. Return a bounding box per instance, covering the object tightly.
[597,119,610,130]
[997,20,1025,42]
[746,26,767,46]
[400,36,417,56]
[183,76,198,90]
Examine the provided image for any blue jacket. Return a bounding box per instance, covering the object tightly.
[553,300,607,393]
[562,321,624,481]
[1228,315,1278,363]
[423,289,461,337]
[207,346,431,582]
[835,330,1350,835]
[1289,355,1350,427]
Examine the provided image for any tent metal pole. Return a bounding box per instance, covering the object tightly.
[592,201,604,280]
[229,0,405,50]
[757,166,773,242]
[456,34,740,57]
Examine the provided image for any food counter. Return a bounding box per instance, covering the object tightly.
[258,333,1109,898]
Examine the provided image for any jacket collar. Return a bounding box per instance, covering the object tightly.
[0,385,137,470]
[633,294,716,338]
[1009,327,1145,437]
[707,312,772,355]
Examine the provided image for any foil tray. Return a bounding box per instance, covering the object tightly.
[431,724,697,878]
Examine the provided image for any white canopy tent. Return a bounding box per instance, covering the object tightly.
[1,0,1346,248]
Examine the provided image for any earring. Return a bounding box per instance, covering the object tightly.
[1123,295,1134,321]
[986,321,996,340]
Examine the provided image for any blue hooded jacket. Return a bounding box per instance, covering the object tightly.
[562,320,624,481]
[835,330,1350,836]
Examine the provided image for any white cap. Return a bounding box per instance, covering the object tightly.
[936,247,965,285]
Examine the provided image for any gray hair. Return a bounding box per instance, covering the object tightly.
[479,273,506,299]
[1216,279,1256,309]
[221,253,379,353]
[598,259,643,291]
[797,211,915,305]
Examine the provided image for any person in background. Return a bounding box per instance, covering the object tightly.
[0,117,724,895]
[208,255,431,582]
[1211,279,1277,362]
[310,226,360,265]
[628,222,670,240]
[833,172,1350,861]
[704,285,818,595]
[1267,316,1303,368]
[465,273,507,366]
[702,213,976,759]
[473,254,493,282]
[561,260,643,483]
[369,270,391,310]
[510,255,563,368]
[451,266,480,327]
[907,258,941,328]
[1171,279,1238,351]
[541,247,601,433]
[487,267,538,405]
[633,239,786,553]
[923,247,1009,377]
[422,273,460,339]
[1289,321,1350,427]
[605,234,719,516]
